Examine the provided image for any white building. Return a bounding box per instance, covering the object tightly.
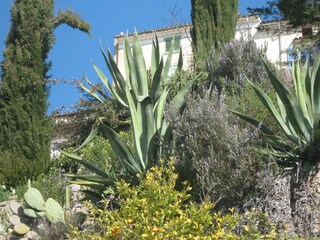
[113,14,318,73]
[114,23,193,76]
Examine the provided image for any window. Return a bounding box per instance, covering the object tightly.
[164,35,181,52]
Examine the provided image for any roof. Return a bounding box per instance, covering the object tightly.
[114,14,261,39]
[257,19,300,32]
[114,23,192,39]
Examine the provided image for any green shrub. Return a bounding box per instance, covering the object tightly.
[0,185,12,202]
[0,150,50,188]
[69,160,280,239]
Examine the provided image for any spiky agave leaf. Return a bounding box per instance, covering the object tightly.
[233,54,320,162]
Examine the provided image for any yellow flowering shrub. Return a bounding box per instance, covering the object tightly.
[70,160,282,239]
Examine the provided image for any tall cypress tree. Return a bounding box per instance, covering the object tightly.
[191,0,238,68]
[0,0,90,187]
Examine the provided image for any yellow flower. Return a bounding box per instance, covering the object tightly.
[126,218,133,225]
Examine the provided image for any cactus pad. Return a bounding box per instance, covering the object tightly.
[24,188,45,211]
[45,198,65,223]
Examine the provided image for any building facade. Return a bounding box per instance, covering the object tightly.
[114,14,317,74]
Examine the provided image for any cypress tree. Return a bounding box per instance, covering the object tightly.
[191,0,238,68]
[0,0,90,187]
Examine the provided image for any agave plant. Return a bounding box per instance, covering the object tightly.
[232,54,320,165]
[65,30,197,202]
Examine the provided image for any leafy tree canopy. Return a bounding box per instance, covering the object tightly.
[248,0,320,27]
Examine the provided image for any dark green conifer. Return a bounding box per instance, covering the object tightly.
[190,0,238,68]
[0,0,90,187]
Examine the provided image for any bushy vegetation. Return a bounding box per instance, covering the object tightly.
[70,161,280,239]
[166,90,274,209]
[207,36,269,94]
[2,2,320,237]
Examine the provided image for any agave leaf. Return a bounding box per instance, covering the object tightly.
[126,85,143,168]
[68,174,113,185]
[263,61,311,141]
[154,89,169,132]
[61,150,110,179]
[103,49,127,102]
[73,128,98,152]
[124,36,138,95]
[263,135,294,152]
[151,58,164,103]
[248,79,299,144]
[177,47,183,72]
[80,190,103,203]
[276,93,287,121]
[301,60,313,125]
[99,119,142,174]
[292,60,312,128]
[127,85,155,171]
[151,35,160,77]
[132,30,148,97]
[162,38,175,83]
[102,44,126,92]
[231,110,274,135]
[172,77,196,114]
[157,119,172,157]
[311,54,320,129]
[139,96,156,169]
[92,63,127,107]
[276,94,299,139]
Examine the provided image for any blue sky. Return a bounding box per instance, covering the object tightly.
[0,0,267,114]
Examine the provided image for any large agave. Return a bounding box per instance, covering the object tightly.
[232,54,320,165]
[65,30,197,202]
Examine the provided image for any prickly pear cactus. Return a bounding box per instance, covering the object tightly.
[8,200,32,237]
[24,187,45,211]
[45,198,65,223]
[14,222,30,235]
[7,184,66,238]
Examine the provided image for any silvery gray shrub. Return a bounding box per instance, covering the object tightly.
[166,90,272,209]
[206,37,268,94]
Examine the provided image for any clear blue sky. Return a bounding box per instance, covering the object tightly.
[0,0,267,114]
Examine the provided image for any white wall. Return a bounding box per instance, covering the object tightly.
[253,30,302,64]
[114,17,306,75]
[114,29,192,77]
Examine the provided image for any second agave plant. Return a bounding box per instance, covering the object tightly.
[232,54,320,166]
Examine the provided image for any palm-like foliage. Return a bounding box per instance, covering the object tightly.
[64,31,196,202]
[232,54,320,164]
